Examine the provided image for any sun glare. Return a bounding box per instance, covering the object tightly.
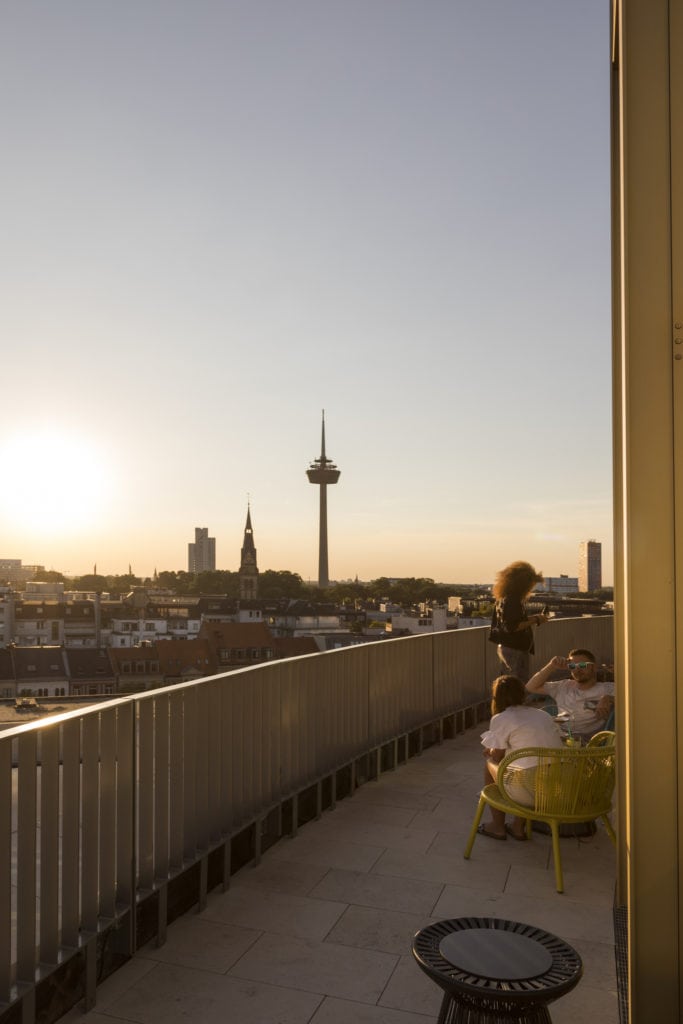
[0,430,112,535]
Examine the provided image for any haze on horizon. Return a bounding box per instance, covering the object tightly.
[1,1,612,586]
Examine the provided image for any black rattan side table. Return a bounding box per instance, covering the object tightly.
[412,917,582,1023]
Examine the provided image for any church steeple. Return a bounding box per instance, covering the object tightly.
[239,501,259,600]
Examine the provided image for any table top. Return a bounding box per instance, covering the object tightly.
[439,928,553,981]
[412,917,583,1000]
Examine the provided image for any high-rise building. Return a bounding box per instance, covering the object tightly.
[578,540,602,592]
[239,504,259,599]
[306,412,340,589]
[188,527,216,573]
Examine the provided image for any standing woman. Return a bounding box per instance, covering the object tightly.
[489,561,546,682]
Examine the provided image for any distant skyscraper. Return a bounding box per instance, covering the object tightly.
[188,527,216,573]
[239,503,259,599]
[578,540,602,592]
[306,412,340,589]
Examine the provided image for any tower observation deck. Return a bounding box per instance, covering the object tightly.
[306,411,340,589]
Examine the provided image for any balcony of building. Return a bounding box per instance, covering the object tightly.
[1,616,617,1024]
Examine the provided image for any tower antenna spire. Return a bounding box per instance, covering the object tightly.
[306,411,340,588]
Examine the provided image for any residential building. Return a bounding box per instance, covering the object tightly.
[537,575,580,595]
[66,648,116,696]
[199,621,275,669]
[13,647,68,698]
[578,540,602,592]
[188,527,216,573]
[0,560,45,587]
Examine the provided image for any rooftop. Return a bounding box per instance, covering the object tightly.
[58,727,617,1024]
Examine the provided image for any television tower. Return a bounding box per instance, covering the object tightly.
[306,411,340,588]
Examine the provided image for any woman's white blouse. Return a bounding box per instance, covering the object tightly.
[481,705,562,767]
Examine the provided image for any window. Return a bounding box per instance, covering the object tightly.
[122,662,131,673]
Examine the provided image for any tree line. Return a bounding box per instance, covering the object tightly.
[29,569,487,605]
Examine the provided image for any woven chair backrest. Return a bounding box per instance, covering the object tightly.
[499,746,616,817]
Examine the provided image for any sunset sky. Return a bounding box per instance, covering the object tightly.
[1,1,612,584]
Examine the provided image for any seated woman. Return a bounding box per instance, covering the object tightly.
[478,674,563,840]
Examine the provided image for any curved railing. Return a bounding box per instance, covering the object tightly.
[0,616,613,1022]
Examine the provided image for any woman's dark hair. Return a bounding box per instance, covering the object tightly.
[492,560,543,600]
[491,674,527,715]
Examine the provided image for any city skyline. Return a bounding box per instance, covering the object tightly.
[1,2,613,585]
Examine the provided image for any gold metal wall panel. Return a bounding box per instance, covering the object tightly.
[38,726,59,963]
[0,741,10,1001]
[16,733,37,982]
[81,715,99,933]
[137,700,155,891]
[98,710,117,920]
[152,695,170,882]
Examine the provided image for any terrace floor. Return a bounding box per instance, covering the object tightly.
[59,727,618,1024]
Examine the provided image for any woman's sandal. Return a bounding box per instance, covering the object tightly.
[477,824,507,841]
[505,824,528,841]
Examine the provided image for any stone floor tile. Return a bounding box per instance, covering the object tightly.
[310,995,436,1023]
[268,834,385,872]
[229,932,398,1003]
[504,863,615,905]
[371,847,510,890]
[428,882,513,921]
[202,885,346,940]
[325,904,435,956]
[309,868,443,915]
[350,786,440,811]
[137,915,261,972]
[432,888,614,946]
[567,937,620,992]
[378,955,443,1018]
[231,856,330,895]
[310,818,437,856]
[57,1012,133,1023]
[429,827,552,869]
[549,980,618,1023]
[103,961,323,1024]
[326,800,417,827]
[80,955,158,1012]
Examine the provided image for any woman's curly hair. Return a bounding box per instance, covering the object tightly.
[492,560,543,600]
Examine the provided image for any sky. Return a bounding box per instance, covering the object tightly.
[0,0,613,585]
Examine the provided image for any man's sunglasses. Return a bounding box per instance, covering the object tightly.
[567,661,593,669]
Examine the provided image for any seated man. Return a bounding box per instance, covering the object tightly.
[525,648,615,741]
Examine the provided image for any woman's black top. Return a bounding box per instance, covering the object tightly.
[489,595,534,654]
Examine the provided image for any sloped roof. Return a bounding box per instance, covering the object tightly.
[156,638,217,676]
[273,637,318,659]
[199,621,274,649]
[109,646,160,668]
[64,649,115,679]
[13,647,67,680]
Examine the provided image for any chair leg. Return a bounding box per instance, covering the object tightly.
[601,813,617,845]
[550,821,564,893]
[525,817,532,839]
[463,796,487,859]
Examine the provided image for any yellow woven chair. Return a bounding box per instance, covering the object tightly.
[587,730,616,747]
[463,745,616,893]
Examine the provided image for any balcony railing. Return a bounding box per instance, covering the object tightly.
[0,616,613,1023]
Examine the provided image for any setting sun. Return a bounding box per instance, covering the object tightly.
[0,430,112,535]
